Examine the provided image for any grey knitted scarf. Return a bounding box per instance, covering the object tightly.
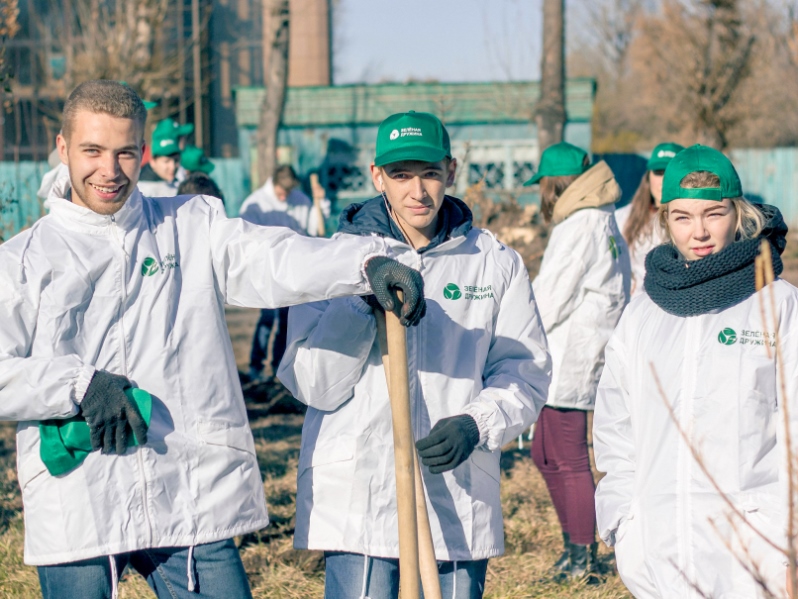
[644,204,787,317]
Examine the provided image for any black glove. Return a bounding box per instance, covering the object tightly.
[80,370,148,455]
[416,415,480,474]
[364,256,426,327]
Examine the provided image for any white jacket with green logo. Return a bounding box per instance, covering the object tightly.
[532,201,631,410]
[0,183,389,565]
[277,228,551,560]
[594,280,798,598]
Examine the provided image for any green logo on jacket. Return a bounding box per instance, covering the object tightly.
[609,236,620,261]
[443,283,462,300]
[141,257,160,277]
[717,328,738,345]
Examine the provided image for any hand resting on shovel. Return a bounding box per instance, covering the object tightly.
[364,256,426,326]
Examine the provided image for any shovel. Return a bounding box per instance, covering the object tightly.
[375,300,442,599]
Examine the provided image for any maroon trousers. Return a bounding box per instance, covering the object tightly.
[531,406,597,545]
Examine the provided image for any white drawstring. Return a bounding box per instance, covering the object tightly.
[109,556,118,599]
[359,554,370,599]
[187,545,196,592]
[451,560,457,599]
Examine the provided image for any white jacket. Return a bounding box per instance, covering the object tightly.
[137,179,178,198]
[0,181,390,565]
[615,204,665,298]
[532,162,631,410]
[594,281,798,599]
[278,221,551,560]
[239,179,330,236]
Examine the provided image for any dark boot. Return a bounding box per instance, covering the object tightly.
[550,532,571,575]
[568,542,604,585]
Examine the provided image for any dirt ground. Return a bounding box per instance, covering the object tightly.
[1,221,797,597]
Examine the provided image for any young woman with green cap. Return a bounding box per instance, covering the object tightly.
[279,111,552,598]
[616,142,685,296]
[524,141,631,582]
[594,144,796,599]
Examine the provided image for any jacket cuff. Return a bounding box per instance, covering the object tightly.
[348,295,375,315]
[463,404,490,448]
[72,365,96,405]
[358,235,393,287]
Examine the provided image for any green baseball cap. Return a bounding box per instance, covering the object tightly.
[661,144,743,204]
[153,117,194,138]
[647,142,685,171]
[151,131,180,157]
[374,111,451,167]
[181,144,215,174]
[524,142,589,185]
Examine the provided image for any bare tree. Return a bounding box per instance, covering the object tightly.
[633,0,755,149]
[0,0,19,103]
[257,0,290,186]
[34,0,204,127]
[535,0,566,152]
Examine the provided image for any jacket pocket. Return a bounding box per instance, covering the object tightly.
[298,435,356,476]
[197,420,257,456]
[18,454,48,492]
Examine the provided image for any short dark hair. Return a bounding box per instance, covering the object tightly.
[177,173,225,204]
[62,80,147,141]
[273,165,299,190]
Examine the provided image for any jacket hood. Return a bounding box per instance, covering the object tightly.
[338,194,472,253]
[552,161,621,225]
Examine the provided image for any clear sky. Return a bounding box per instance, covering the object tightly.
[331,0,547,85]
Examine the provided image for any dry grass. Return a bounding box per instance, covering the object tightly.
[0,409,632,598]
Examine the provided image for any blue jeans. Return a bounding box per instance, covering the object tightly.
[324,552,488,599]
[38,538,252,599]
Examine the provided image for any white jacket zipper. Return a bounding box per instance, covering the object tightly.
[110,214,154,546]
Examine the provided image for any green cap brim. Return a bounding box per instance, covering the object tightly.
[374,146,449,167]
[176,124,194,136]
[143,100,158,111]
[523,172,543,186]
[197,162,215,174]
[647,159,670,172]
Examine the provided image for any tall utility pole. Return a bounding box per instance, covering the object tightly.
[191,0,203,148]
[257,0,290,185]
[535,0,566,153]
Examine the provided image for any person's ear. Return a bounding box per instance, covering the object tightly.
[369,163,384,194]
[446,158,457,187]
[56,132,69,165]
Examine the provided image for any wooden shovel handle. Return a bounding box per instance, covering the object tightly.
[375,306,442,599]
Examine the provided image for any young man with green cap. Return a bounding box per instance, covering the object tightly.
[278,111,552,598]
[594,144,795,598]
[616,142,685,296]
[138,118,195,198]
[0,80,426,599]
[524,141,630,582]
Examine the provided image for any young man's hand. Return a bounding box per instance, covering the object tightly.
[364,256,426,326]
[80,371,148,455]
[416,415,480,474]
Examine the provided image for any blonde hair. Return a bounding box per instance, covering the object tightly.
[658,171,764,242]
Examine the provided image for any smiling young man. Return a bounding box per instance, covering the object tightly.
[278,111,552,598]
[0,81,426,599]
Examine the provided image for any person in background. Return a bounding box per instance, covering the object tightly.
[594,145,794,598]
[177,172,224,205]
[615,142,685,296]
[137,126,181,198]
[525,141,631,583]
[239,165,331,382]
[181,145,215,177]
